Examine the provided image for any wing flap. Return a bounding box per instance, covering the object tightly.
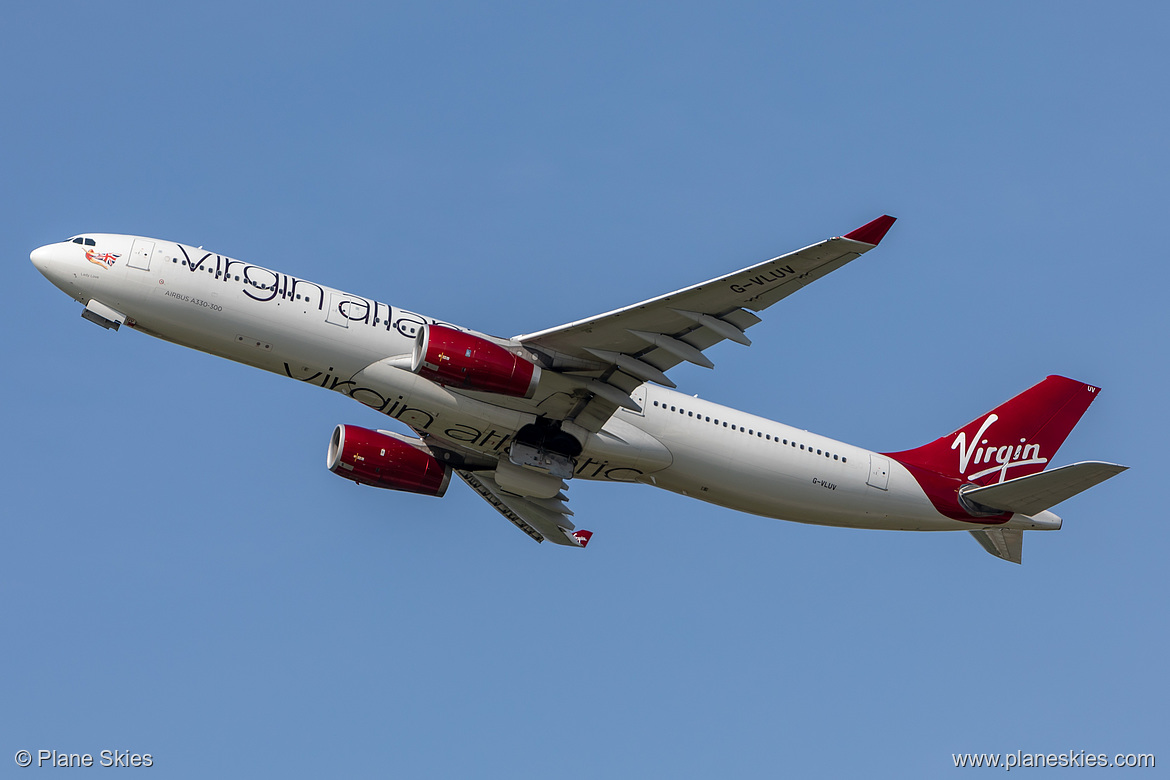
[961,461,1128,516]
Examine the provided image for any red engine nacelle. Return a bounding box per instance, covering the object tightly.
[327,425,451,497]
[412,324,540,398]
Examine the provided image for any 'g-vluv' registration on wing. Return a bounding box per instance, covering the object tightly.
[30,216,1126,563]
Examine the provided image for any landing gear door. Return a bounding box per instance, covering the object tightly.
[128,239,155,271]
[867,455,890,490]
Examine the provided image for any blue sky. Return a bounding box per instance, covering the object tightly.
[3,2,1166,777]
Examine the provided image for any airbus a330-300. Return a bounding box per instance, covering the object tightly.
[31,216,1125,563]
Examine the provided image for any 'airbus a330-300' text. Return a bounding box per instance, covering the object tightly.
[31,216,1125,562]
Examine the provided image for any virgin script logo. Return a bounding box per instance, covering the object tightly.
[952,414,1047,483]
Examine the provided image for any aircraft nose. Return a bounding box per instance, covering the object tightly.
[30,243,56,275]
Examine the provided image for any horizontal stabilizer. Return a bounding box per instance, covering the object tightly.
[961,461,1128,516]
[970,528,1024,564]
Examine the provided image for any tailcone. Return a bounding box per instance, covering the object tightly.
[1003,510,1062,531]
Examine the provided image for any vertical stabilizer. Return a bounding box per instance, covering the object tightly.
[886,376,1101,485]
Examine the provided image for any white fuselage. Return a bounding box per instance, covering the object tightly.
[31,234,1053,534]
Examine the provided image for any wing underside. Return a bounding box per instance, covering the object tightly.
[457,470,587,547]
[515,216,896,431]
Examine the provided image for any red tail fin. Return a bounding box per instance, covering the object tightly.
[886,376,1101,486]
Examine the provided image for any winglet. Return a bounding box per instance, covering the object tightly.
[571,530,593,548]
[843,215,897,245]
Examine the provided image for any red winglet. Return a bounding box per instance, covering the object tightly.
[572,530,593,548]
[843,215,897,245]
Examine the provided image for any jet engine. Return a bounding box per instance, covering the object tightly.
[411,324,541,398]
[327,425,451,497]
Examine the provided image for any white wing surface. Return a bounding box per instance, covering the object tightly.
[516,216,896,430]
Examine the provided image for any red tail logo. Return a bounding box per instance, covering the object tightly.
[951,413,1049,483]
[888,376,1101,486]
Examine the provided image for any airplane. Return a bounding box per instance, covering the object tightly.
[29,216,1126,563]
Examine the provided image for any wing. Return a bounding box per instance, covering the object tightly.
[457,470,591,547]
[515,215,896,430]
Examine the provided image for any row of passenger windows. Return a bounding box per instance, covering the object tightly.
[651,399,847,462]
[169,258,316,298]
[172,258,251,281]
